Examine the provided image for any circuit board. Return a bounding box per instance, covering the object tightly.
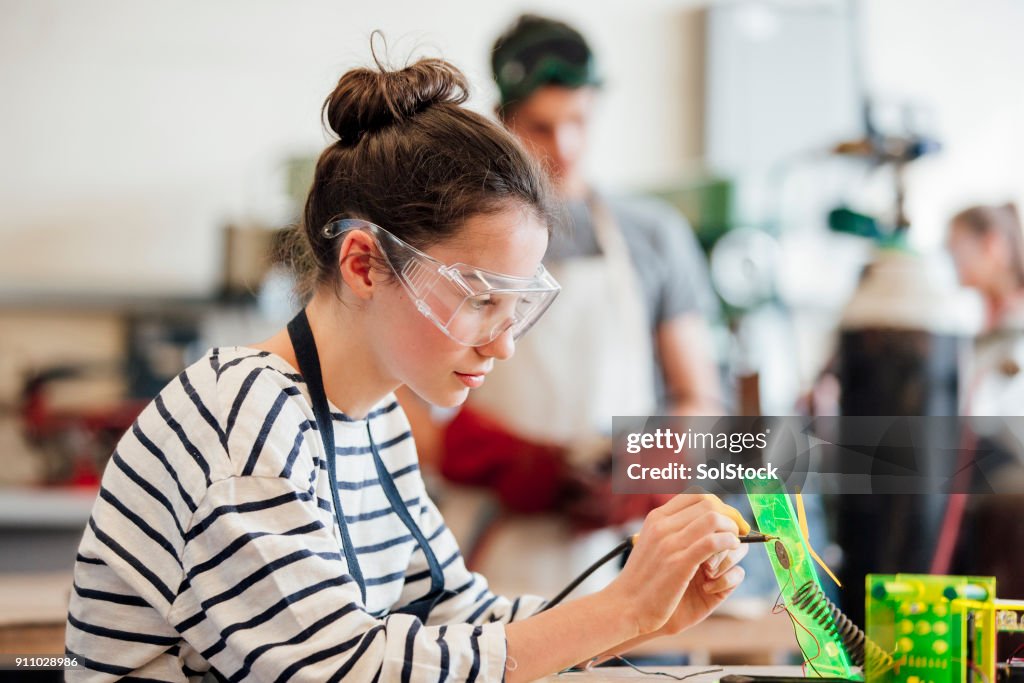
[865,574,996,683]
[745,476,859,679]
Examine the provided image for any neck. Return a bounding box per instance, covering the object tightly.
[988,287,1024,330]
[256,291,398,420]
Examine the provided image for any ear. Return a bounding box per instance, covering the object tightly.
[337,230,379,300]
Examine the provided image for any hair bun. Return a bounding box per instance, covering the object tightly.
[323,57,470,146]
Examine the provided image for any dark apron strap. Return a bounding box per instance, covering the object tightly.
[287,308,450,619]
[287,309,367,602]
[366,422,448,614]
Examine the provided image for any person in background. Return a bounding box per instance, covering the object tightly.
[947,203,1024,413]
[397,14,727,601]
[944,202,1024,597]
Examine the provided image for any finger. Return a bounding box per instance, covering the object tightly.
[662,532,740,586]
[662,492,751,536]
[704,549,728,575]
[705,544,748,579]
[661,516,739,573]
[669,488,751,532]
[638,501,738,558]
[703,565,745,595]
[637,495,717,544]
[677,529,742,568]
[676,508,741,546]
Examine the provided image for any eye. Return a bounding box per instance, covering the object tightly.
[468,295,496,311]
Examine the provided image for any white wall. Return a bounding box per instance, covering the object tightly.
[0,0,702,297]
[861,0,1024,246]
[1,0,1022,297]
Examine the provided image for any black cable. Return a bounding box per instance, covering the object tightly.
[540,537,633,611]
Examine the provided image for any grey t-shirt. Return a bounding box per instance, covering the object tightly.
[544,193,717,408]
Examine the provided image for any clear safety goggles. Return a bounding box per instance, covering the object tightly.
[323,219,561,347]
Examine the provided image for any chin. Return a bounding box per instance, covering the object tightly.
[433,389,470,409]
[412,384,470,409]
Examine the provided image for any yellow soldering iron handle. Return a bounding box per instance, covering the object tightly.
[630,493,752,547]
[708,494,752,536]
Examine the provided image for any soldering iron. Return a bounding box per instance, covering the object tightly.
[541,529,774,611]
[739,531,776,543]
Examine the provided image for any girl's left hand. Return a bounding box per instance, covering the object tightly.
[656,543,748,635]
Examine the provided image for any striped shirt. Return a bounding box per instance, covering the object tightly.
[66,346,545,681]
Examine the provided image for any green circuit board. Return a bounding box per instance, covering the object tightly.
[865,574,996,683]
[745,477,859,679]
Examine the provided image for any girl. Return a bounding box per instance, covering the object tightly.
[66,54,747,682]
[947,203,1024,416]
[947,203,1024,334]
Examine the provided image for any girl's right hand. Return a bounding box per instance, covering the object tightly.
[603,494,743,637]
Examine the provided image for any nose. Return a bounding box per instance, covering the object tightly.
[477,328,516,361]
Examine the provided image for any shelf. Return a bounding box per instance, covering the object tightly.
[0,487,97,529]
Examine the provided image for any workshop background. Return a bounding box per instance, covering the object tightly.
[2,0,1023,665]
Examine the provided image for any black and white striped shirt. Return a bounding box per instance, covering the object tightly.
[66,347,544,681]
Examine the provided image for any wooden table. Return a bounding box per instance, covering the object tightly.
[626,610,800,664]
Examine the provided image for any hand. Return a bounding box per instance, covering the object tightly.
[602,494,742,637]
[656,541,748,635]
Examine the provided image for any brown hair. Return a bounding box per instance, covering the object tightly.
[952,203,1024,286]
[283,49,555,299]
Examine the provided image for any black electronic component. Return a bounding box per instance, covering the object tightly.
[720,676,857,683]
[966,611,977,683]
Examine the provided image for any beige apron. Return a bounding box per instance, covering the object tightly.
[459,196,658,598]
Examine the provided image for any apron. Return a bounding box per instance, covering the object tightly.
[459,195,658,597]
[970,303,1024,417]
[204,311,450,682]
[287,309,454,621]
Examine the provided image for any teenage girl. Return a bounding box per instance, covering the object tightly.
[65,54,747,682]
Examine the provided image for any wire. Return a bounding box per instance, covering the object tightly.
[785,564,826,677]
[954,658,992,683]
[606,657,723,680]
[766,542,825,678]
[560,657,722,680]
[789,605,825,677]
[540,537,632,611]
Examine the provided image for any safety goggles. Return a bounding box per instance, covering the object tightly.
[494,33,601,105]
[323,219,561,347]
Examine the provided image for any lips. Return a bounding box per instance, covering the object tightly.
[454,371,488,389]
